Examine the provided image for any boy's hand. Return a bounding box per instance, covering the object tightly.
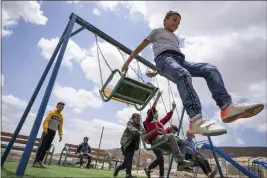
[146,71,158,78]
[42,129,47,136]
[171,102,176,111]
[59,136,62,142]
[157,91,163,97]
[121,61,129,74]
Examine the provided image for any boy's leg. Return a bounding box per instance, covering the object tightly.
[124,150,135,176]
[114,161,126,177]
[79,153,84,167]
[156,133,193,170]
[182,61,264,123]
[34,129,56,167]
[156,54,226,136]
[86,153,92,168]
[195,153,215,176]
[146,149,164,177]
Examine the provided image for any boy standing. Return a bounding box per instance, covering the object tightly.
[121,10,264,137]
[33,102,65,168]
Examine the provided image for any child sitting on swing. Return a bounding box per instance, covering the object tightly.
[122,10,264,137]
[143,91,193,171]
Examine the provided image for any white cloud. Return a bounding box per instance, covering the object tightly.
[92,8,101,16]
[66,1,80,4]
[52,83,103,113]
[38,37,88,69]
[2,74,4,87]
[2,1,48,37]
[96,1,266,36]
[2,95,43,139]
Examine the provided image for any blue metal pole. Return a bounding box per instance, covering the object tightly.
[15,14,77,177]
[166,108,185,178]
[1,24,85,168]
[203,143,257,178]
[207,136,224,178]
[1,21,69,168]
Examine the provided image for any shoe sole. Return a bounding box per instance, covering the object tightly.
[222,104,264,123]
[202,129,227,136]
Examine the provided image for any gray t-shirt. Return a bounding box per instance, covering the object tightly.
[146,28,182,60]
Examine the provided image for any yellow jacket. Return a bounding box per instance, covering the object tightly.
[42,109,64,136]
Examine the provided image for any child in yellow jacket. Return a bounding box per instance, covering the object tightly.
[33,102,65,168]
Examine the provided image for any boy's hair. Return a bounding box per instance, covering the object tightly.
[147,107,157,121]
[163,10,181,26]
[131,113,140,119]
[57,102,65,106]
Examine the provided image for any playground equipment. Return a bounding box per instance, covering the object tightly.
[202,143,258,178]
[1,12,262,178]
[0,12,173,177]
[248,158,267,177]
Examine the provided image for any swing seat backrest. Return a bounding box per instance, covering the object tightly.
[99,69,159,111]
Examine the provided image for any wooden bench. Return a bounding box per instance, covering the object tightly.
[58,143,113,170]
[1,131,55,165]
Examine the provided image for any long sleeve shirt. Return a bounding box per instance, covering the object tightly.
[42,109,64,136]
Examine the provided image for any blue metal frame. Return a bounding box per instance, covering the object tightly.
[1,25,85,168]
[202,143,257,178]
[15,14,77,177]
[207,136,224,177]
[166,108,185,178]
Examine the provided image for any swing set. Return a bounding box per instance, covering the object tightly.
[1,13,258,178]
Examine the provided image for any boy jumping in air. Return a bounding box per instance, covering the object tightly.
[121,10,264,136]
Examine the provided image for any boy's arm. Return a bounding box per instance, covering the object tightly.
[127,120,141,135]
[160,111,173,125]
[125,29,157,65]
[161,102,176,125]
[42,111,53,132]
[58,117,63,136]
[152,91,162,108]
[125,39,150,64]
[88,145,91,154]
[76,143,82,153]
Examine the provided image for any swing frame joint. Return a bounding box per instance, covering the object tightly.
[99,69,125,102]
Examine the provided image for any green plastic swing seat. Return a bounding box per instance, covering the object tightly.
[99,69,159,111]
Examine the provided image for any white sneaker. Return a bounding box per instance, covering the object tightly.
[221,103,264,123]
[189,118,227,136]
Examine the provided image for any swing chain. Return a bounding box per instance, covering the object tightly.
[95,34,113,72]
[167,80,186,138]
[96,36,104,87]
[117,47,145,83]
[155,78,168,113]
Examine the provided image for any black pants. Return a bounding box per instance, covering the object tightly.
[35,129,56,162]
[79,153,92,167]
[185,153,211,175]
[148,149,164,176]
[117,147,135,175]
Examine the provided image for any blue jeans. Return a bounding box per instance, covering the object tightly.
[155,53,232,119]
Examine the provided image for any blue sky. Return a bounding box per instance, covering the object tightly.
[2,1,267,153]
